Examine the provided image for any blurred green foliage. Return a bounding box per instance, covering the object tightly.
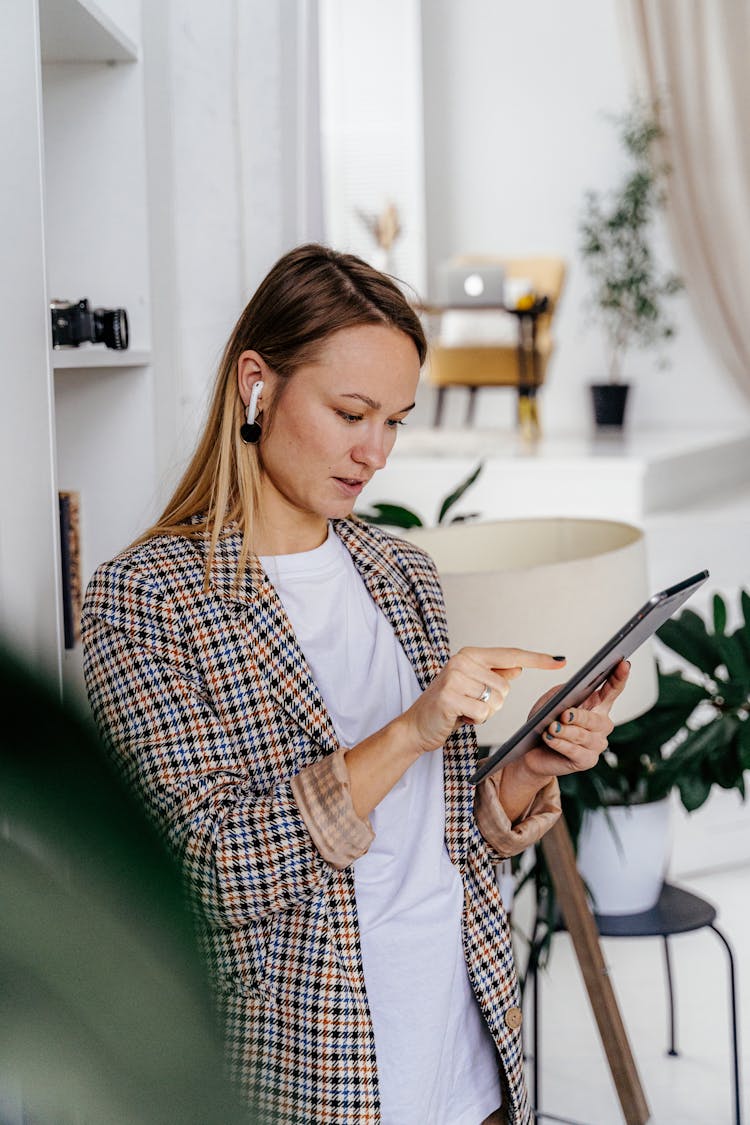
[0,643,250,1124]
[359,461,483,529]
[560,590,750,843]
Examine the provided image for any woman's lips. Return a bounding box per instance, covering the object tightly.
[333,477,366,496]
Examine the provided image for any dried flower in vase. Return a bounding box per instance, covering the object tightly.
[356,201,402,251]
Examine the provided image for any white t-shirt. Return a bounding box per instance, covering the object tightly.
[260,526,501,1125]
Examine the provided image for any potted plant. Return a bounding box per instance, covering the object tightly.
[357,462,483,529]
[513,589,750,984]
[579,101,683,428]
[561,589,750,914]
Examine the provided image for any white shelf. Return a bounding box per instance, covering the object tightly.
[364,425,750,526]
[40,0,138,64]
[52,347,151,370]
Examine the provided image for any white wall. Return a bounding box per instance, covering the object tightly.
[142,0,324,503]
[0,0,62,679]
[420,0,750,433]
[319,0,427,293]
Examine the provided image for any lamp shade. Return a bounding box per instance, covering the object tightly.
[406,518,658,747]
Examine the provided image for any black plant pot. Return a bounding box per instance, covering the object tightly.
[590,383,630,428]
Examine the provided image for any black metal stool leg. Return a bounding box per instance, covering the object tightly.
[433,386,446,427]
[710,923,743,1125]
[533,948,540,1115]
[465,385,478,426]
[524,898,545,1119]
[662,935,679,1056]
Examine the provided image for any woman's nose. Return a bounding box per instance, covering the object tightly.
[352,427,389,469]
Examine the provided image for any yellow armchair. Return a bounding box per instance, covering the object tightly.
[425,255,566,431]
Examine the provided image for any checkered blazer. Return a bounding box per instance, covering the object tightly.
[82,517,531,1125]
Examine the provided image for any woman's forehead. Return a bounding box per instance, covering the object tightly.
[305,323,421,383]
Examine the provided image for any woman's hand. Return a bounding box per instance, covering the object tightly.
[522,658,630,781]
[494,660,631,824]
[400,647,567,755]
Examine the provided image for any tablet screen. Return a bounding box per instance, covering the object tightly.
[469,569,709,786]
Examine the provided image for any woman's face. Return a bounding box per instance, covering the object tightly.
[239,323,421,552]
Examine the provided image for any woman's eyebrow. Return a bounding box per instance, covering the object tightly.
[340,392,416,413]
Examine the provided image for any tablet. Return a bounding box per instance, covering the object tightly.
[469,569,709,786]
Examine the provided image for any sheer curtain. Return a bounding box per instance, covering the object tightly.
[621,0,750,399]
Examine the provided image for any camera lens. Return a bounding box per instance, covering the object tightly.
[93,307,129,350]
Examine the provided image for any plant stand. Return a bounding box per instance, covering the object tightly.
[534,818,651,1125]
[528,833,743,1125]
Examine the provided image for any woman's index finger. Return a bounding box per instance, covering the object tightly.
[484,648,567,671]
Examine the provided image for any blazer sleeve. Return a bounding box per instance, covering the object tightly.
[82,558,365,931]
[474,770,561,858]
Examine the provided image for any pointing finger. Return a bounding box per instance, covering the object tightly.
[482,648,567,672]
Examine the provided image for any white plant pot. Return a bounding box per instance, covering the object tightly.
[576,798,672,916]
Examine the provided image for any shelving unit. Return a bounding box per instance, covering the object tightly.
[39,0,138,63]
[1,0,156,698]
[52,348,152,370]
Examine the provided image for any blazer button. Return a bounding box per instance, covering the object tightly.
[504,1006,523,1030]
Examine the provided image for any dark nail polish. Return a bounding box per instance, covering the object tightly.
[553,655,566,661]
[554,721,561,733]
[567,710,574,723]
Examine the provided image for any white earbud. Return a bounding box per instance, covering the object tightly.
[240,379,264,444]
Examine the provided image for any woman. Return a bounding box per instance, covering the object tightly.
[82,244,627,1125]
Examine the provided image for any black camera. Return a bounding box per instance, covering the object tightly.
[50,298,129,350]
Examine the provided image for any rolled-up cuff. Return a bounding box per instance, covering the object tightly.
[291,749,375,871]
[475,770,561,859]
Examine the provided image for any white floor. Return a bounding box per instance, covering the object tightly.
[517,864,749,1125]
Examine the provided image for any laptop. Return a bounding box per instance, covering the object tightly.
[435,262,506,307]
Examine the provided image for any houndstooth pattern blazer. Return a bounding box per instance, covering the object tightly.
[82,516,531,1125]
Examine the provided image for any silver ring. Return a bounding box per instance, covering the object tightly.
[478,684,491,704]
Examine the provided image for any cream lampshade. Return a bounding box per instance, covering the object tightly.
[406,518,658,747]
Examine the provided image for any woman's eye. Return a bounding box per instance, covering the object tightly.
[386,418,407,429]
[336,410,363,423]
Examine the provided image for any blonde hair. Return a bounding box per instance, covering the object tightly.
[138,244,427,587]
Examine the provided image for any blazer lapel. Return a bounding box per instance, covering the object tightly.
[206,529,339,760]
[333,519,444,691]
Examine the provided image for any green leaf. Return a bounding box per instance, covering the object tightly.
[677,772,712,812]
[741,589,750,630]
[656,671,708,709]
[607,671,709,763]
[657,610,721,675]
[733,606,750,668]
[708,727,742,789]
[658,722,722,786]
[713,593,727,635]
[358,503,423,529]
[738,720,750,771]
[437,462,483,524]
[679,717,733,759]
[717,630,750,686]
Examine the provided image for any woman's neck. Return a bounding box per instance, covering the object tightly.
[252,516,329,557]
